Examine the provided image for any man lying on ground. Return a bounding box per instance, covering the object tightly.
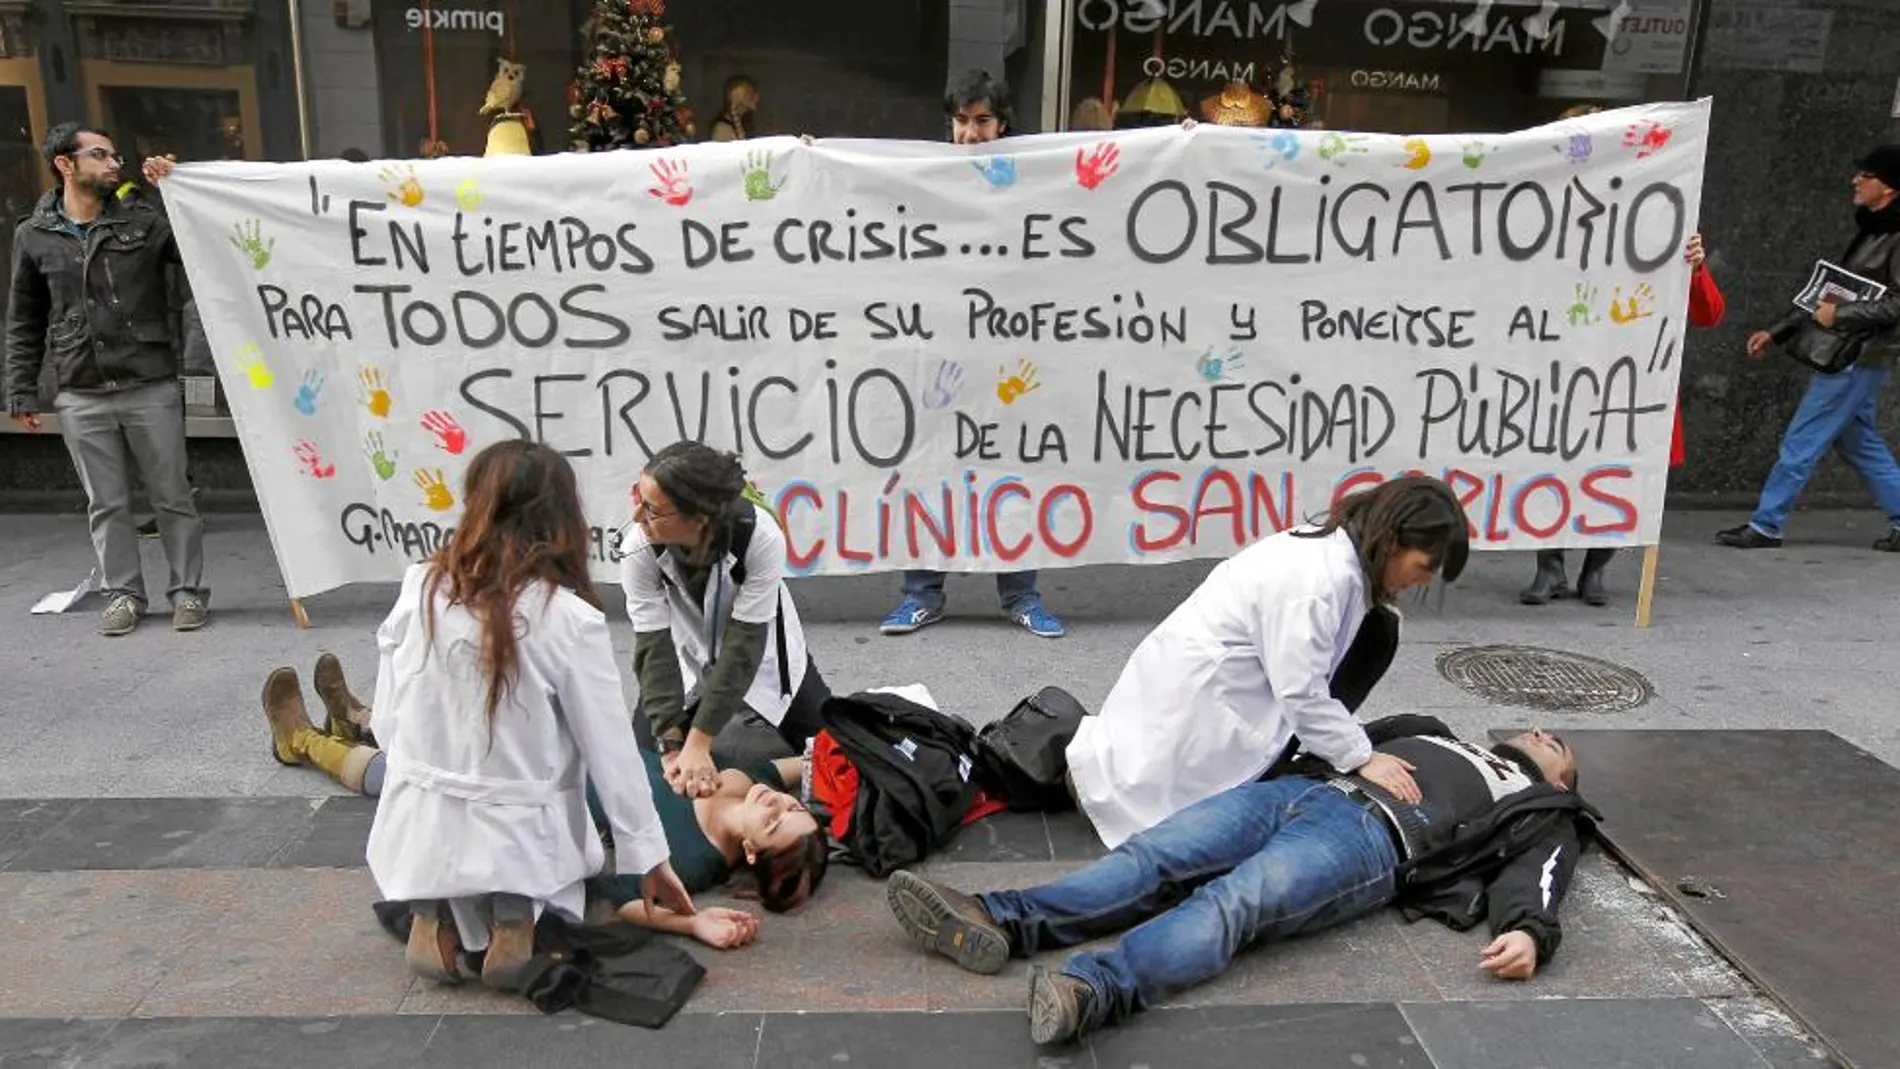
[884,716,1590,1045]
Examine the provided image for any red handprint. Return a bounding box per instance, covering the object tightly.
[1075,141,1121,190]
[648,158,693,207]
[293,440,336,479]
[420,409,468,454]
[1623,121,1671,159]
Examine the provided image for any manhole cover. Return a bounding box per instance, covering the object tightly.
[1436,645,1653,713]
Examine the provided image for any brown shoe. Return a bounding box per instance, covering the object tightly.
[405,902,467,985]
[262,668,316,766]
[885,869,1011,975]
[1027,965,1100,1045]
[312,652,371,743]
[481,893,537,992]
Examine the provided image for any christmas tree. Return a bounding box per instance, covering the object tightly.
[568,0,695,151]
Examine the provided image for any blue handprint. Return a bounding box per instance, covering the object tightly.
[922,359,965,410]
[1255,131,1301,170]
[971,156,1017,188]
[1194,347,1245,382]
[293,369,324,416]
[1553,128,1593,165]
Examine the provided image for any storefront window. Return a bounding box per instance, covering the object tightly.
[1062,0,1697,134]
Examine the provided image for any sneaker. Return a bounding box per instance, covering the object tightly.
[136,519,159,539]
[885,869,1011,975]
[880,597,944,635]
[98,594,143,637]
[1027,965,1100,1045]
[1714,524,1782,549]
[1009,601,1068,638]
[1874,530,1900,553]
[172,592,209,632]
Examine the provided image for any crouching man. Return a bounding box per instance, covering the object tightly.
[883,717,1590,1044]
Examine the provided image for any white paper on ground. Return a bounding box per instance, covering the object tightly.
[30,569,97,615]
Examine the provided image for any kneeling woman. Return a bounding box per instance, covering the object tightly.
[357,441,693,990]
[621,442,830,800]
[266,657,828,950]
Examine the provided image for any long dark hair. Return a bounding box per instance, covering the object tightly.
[424,440,599,729]
[1297,476,1470,605]
[643,441,750,562]
[749,830,829,913]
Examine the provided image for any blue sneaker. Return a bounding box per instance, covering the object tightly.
[881,597,944,635]
[1009,601,1067,639]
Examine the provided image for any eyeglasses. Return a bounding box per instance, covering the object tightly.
[629,488,678,522]
[71,148,122,163]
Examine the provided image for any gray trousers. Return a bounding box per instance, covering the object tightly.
[54,381,206,605]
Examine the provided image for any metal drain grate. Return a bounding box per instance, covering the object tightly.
[1436,645,1654,713]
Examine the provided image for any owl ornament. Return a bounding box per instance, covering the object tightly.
[479,58,526,117]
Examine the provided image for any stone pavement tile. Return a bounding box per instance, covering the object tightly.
[422,1011,764,1066]
[935,811,1052,864]
[132,870,409,1017]
[70,1016,437,1067]
[1701,996,1843,1069]
[757,1009,1058,1069]
[398,979,539,1017]
[0,871,247,1018]
[0,800,82,872]
[267,797,374,869]
[1401,998,1773,1069]
[1398,854,1692,1002]
[1180,912,1444,1008]
[1044,810,1108,862]
[4,798,321,872]
[1091,1003,1429,1068]
[0,1018,115,1067]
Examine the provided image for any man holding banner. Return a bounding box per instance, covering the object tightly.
[882,68,1068,640]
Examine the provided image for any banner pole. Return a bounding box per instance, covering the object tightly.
[289,598,310,630]
[1634,543,1661,629]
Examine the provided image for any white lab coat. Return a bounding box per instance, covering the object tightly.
[1067,527,1380,849]
[366,564,670,945]
[620,504,808,726]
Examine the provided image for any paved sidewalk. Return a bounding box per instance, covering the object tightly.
[4,506,1886,1066]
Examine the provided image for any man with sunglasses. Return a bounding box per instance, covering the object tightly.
[6,123,207,635]
[885,717,1590,1046]
[1720,144,1900,552]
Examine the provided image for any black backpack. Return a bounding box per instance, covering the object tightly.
[974,686,1091,812]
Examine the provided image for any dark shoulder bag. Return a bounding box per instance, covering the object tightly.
[975,686,1091,812]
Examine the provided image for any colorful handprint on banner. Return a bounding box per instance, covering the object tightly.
[293,440,336,479]
[1075,142,1120,189]
[358,366,392,418]
[415,468,456,511]
[420,410,467,454]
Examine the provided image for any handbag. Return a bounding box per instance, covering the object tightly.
[974,686,1091,812]
[1781,322,1867,374]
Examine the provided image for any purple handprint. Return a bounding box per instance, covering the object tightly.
[922,359,965,410]
[1553,127,1592,165]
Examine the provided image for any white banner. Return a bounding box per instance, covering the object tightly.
[162,100,1709,598]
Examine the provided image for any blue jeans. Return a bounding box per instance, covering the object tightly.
[979,779,1397,1026]
[901,569,1041,614]
[1751,364,1900,537]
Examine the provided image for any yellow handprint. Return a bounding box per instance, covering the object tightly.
[358,365,392,418]
[415,468,455,512]
[232,343,273,389]
[455,178,484,211]
[1609,283,1656,325]
[380,164,424,208]
[996,359,1042,405]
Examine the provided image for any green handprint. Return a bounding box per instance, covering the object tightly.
[229,219,273,270]
[1462,140,1491,170]
[742,151,784,201]
[1566,283,1598,327]
[363,431,398,481]
[1316,132,1368,164]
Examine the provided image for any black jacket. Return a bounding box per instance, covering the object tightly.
[819,690,983,877]
[6,188,184,415]
[1770,201,1900,368]
[1278,714,1598,966]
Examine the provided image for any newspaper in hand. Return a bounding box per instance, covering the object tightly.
[1793,259,1889,314]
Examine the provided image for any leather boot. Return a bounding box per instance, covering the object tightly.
[1519,550,1572,606]
[264,668,318,766]
[1577,548,1616,607]
[481,893,537,993]
[406,901,468,985]
[313,653,373,745]
[303,732,381,795]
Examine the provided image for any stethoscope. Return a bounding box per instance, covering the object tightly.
[606,517,639,562]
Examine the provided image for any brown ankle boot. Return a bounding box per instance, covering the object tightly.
[481,894,537,993]
[405,901,468,985]
[263,668,317,766]
[312,653,373,744]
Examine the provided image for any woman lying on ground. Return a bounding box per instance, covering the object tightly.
[266,652,829,950]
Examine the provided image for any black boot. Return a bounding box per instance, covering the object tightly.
[1519,550,1571,606]
[1577,548,1615,606]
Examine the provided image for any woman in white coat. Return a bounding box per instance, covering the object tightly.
[365,440,694,991]
[621,442,830,800]
[1067,476,1470,849]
